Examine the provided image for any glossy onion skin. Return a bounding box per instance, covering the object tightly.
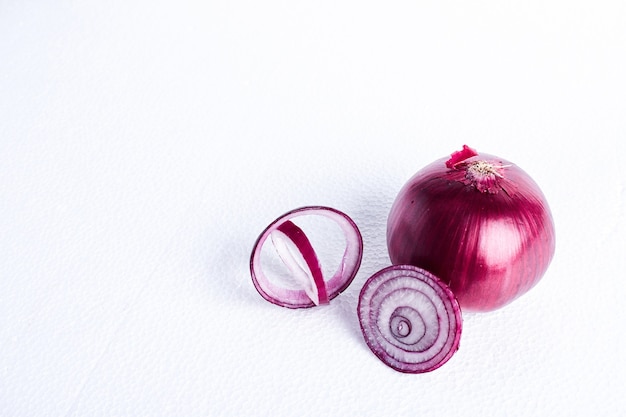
[358,265,462,373]
[387,152,556,312]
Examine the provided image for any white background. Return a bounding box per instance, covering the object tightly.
[1,1,625,416]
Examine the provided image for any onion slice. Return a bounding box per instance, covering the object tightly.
[250,206,363,308]
[358,265,462,373]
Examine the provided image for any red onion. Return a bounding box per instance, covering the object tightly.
[387,145,556,312]
[250,206,363,308]
[358,265,462,373]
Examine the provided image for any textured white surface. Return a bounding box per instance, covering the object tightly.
[1,1,625,416]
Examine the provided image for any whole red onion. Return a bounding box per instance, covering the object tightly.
[387,146,556,312]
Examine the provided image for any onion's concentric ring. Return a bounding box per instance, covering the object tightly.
[358,265,462,373]
[250,206,363,308]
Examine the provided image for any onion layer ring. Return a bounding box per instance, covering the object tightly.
[250,206,363,308]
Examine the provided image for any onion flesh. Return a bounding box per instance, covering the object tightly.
[387,146,556,312]
[250,206,363,308]
[357,265,462,373]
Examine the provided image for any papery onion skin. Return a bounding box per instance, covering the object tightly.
[387,148,556,312]
[250,206,363,309]
[357,265,462,373]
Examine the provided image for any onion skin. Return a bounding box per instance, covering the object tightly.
[387,149,556,312]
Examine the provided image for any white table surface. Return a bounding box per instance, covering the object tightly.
[2,1,625,416]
